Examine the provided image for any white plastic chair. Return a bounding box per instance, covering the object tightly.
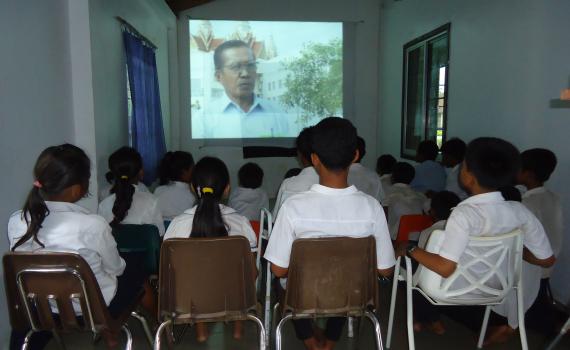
[546,315,570,350]
[386,229,526,350]
[255,208,273,346]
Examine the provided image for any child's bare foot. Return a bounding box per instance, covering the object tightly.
[233,320,244,340]
[413,321,423,332]
[321,339,338,350]
[101,329,120,349]
[312,323,326,346]
[195,322,209,342]
[483,325,515,346]
[426,321,446,335]
[303,336,323,350]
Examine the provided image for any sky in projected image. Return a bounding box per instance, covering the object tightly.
[189,20,343,139]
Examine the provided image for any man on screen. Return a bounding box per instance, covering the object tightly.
[196,40,289,138]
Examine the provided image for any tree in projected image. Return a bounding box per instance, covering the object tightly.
[281,39,342,124]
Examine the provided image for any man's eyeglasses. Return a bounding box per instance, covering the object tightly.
[223,61,257,73]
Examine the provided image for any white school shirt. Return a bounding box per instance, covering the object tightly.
[264,184,396,288]
[380,174,393,196]
[7,202,126,307]
[154,181,196,221]
[163,204,257,250]
[522,187,563,278]
[383,183,428,239]
[445,165,468,200]
[228,187,270,221]
[99,182,150,202]
[98,189,165,236]
[348,163,386,204]
[433,191,552,328]
[272,166,319,218]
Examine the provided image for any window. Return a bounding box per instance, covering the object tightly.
[401,23,450,159]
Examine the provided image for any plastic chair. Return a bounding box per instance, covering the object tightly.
[3,252,152,350]
[112,224,161,275]
[546,316,570,350]
[274,236,384,350]
[386,229,526,350]
[395,214,433,243]
[154,236,266,349]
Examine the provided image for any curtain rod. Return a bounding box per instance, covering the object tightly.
[116,16,158,50]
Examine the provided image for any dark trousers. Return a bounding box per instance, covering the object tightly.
[10,252,147,350]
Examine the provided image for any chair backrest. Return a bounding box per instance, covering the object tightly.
[396,214,433,243]
[3,252,113,333]
[250,220,261,241]
[112,224,161,274]
[158,236,257,323]
[283,236,378,317]
[415,229,523,305]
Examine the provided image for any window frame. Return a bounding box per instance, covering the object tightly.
[400,23,451,160]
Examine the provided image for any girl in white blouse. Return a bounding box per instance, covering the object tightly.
[154,151,196,221]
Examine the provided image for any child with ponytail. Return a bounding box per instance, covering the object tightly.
[8,144,148,349]
[98,147,165,236]
[164,156,257,342]
[154,151,196,221]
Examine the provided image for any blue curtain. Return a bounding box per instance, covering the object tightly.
[123,31,166,185]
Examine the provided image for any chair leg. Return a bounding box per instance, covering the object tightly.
[364,310,384,350]
[275,314,293,350]
[348,317,355,338]
[122,325,133,350]
[272,302,280,334]
[52,330,66,350]
[21,329,35,350]
[386,257,401,349]
[264,266,272,346]
[154,320,172,350]
[405,257,415,350]
[546,317,570,350]
[516,288,528,350]
[477,306,492,348]
[247,314,267,350]
[131,311,153,347]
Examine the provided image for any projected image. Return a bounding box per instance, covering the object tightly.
[190,20,343,139]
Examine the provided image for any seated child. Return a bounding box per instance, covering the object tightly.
[517,148,564,335]
[154,151,196,221]
[441,138,468,200]
[410,140,447,193]
[98,147,165,235]
[8,144,149,349]
[265,117,395,350]
[384,162,428,239]
[229,162,269,221]
[499,185,522,202]
[164,156,257,342]
[417,191,461,249]
[273,126,318,218]
[348,136,385,203]
[397,137,554,344]
[376,154,397,196]
[99,151,150,202]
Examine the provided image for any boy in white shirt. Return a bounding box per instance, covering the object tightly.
[376,154,397,196]
[228,162,270,221]
[397,137,555,345]
[384,162,428,239]
[273,126,318,218]
[348,136,385,203]
[265,117,395,350]
[517,148,565,334]
[441,138,469,200]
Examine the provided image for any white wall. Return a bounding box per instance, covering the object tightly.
[174,0,382,196]
[88,0,176,191]
[378,0,570,303]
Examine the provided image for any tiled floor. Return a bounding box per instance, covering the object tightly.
[44,284,570,349]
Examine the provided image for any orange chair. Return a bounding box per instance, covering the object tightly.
[250,220,261,241]
[395,214,434,243]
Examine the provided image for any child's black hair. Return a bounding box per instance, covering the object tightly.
[499,186,522,202]
[441,138,467,162]
[430,191,461,221]
[520,148,557,183]
[296,126,314,164]
[356,136,366,162]
[464,137,520,190]
[158,151,194,185]
[284,168,302,179]
[311,117,357,171]
[376,154,397,175]
[108,147,143,228]
[417,140,439,161]
[238,162,264,189]
[391,162,415,184]
[13,144,91,251]
[190,157,230,238]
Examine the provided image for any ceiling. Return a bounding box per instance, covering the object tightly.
[165,0,214,15]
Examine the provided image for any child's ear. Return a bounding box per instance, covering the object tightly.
[310,153,320,168]
[223,184,231,198]
[352,149,360,164]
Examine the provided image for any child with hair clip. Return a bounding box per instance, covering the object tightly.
[99,149,150,202]
[164,156,257,342]
[8,144,150,349]
[154,151,196,221]
[98,147,165,236]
